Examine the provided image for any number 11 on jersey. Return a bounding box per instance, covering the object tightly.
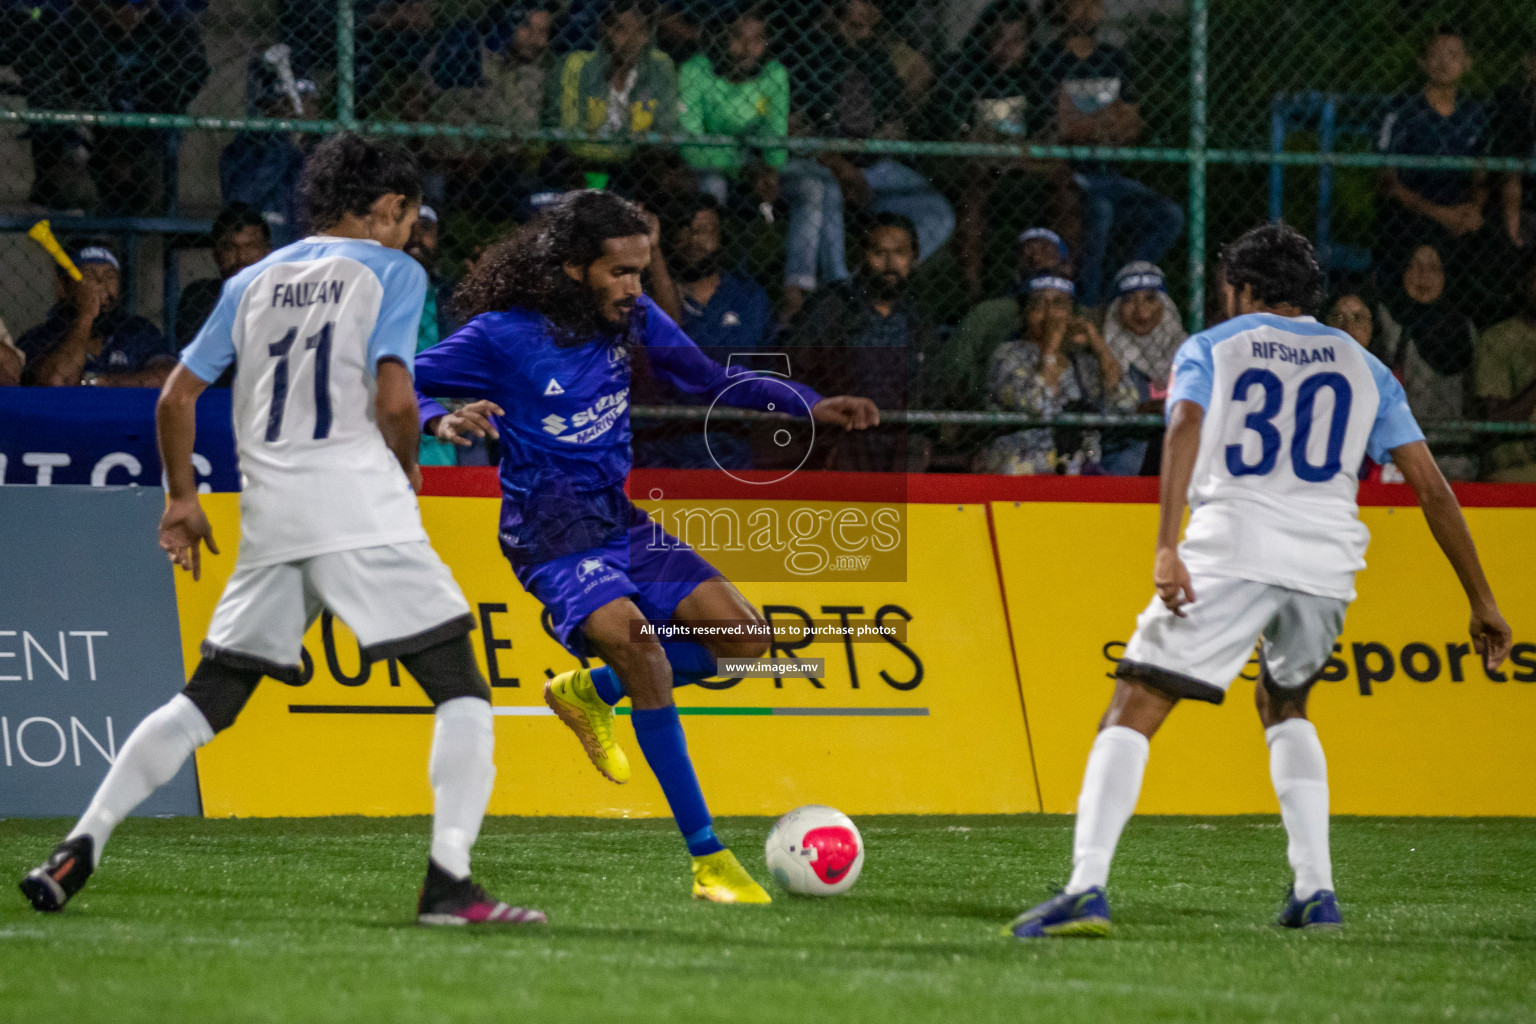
[264,322,335,444]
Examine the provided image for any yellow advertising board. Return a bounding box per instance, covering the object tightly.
[179,496,1038,818]
[993,499,1536,816]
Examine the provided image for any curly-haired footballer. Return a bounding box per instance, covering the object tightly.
[415,189,879,903]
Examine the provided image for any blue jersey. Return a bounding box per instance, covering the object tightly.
[1166,312,1424,600]
[415,295,822,564]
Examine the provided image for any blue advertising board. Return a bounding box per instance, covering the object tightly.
[0,386,238,491]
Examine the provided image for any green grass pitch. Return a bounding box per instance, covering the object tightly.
[1,814,1533,1023]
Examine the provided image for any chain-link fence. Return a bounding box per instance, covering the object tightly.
[2,0,1535,478]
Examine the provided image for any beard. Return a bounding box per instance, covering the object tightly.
[671,249,721,283]
[864,270,906,302]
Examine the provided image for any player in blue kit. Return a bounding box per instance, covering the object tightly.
[415,190,879,902]
[1008,224,1513,938]
[20,135,544,926]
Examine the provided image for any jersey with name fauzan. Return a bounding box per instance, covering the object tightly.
[179,235,429,567]
[1166,312,1424,600]
[414,295,822,565]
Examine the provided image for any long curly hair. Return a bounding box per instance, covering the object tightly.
[453,190,652,339]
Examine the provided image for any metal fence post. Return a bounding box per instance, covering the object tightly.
[1187,0,1209,331]
[337,0,357,131]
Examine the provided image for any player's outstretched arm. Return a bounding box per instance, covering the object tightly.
[1153,399,1204,617]
[155,363,218,581]
[1392,441,1513,672]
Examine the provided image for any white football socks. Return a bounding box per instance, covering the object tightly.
[1065,725,1151,895]
[1266,718,1333,898]
[428,696,497,881]
[68,694,214,867]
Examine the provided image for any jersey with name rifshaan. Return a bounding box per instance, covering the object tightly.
[1166,313,1425,601]
[179,235,429,567]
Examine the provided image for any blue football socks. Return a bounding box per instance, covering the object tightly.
[630,705,725,856]
[589,664,625,706]
[662,642,718,687]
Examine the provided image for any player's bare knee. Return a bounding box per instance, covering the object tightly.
[399,634,491,705]
[182,658,264,734]
[709,634,769,661]
[1255,674,1310,728]
[1099,679,1173,739]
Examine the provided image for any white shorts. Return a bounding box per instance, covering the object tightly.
[1117,574,1348,704]
[203,541,473,682]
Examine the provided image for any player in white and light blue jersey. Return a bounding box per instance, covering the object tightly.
[20,135,544,928]
[1010,224,1512,939]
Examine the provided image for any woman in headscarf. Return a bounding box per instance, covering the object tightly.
[977,272,1139,475]
[1101,261,1185,473]
[1375,242,1479,479]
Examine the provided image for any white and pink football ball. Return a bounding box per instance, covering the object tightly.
[764,805,864,896]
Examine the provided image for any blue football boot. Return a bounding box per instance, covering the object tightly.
[1277,889,1343,931]
[1007,887,1111,938]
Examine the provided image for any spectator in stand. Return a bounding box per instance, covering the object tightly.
[1103,261,1183,404]
[976,271,1138,475]
[678,5,787,212]
[635,193,775,469]
[647,195,775,353]
[931,1,1075,303]
[1100,261,1184,474]
[1476,253,1536,482]
[786,212,938,470]
[1375,242,1479,480]
[18,241,175,387]
[1494,42,1536,251]
[779,0,955,318]
[407,205,457,351]
[1323,278,1377,349]
[542,0,679,173]
[1377,26,1490,291]
[221,52,320,246]
[425,1,555,219]
[176,203,272,352]
[876,0,935,123]
[405,205,463,467]
[1324,280,1396,482]
[1032,0,1183,308]
[654,0,705,65]
[948,227,1073,410]
[22,0,209,213]
[1487,39,1536,324]
[0,319,22,387]
[355,0,440,119]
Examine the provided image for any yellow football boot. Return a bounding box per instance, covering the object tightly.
[690,849,773,904]
[543,668,630,784]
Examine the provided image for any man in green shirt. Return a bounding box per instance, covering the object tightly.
[677,5,788,191]
[543,0,679,167]
[1477,255,1536,481]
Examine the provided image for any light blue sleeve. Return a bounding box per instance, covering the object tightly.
[1165,333,1215,415]
[362,250,429,376]
[1365,353,1425,464]
[178,275,242,383]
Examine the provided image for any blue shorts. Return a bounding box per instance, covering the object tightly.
[513,507,721,657]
